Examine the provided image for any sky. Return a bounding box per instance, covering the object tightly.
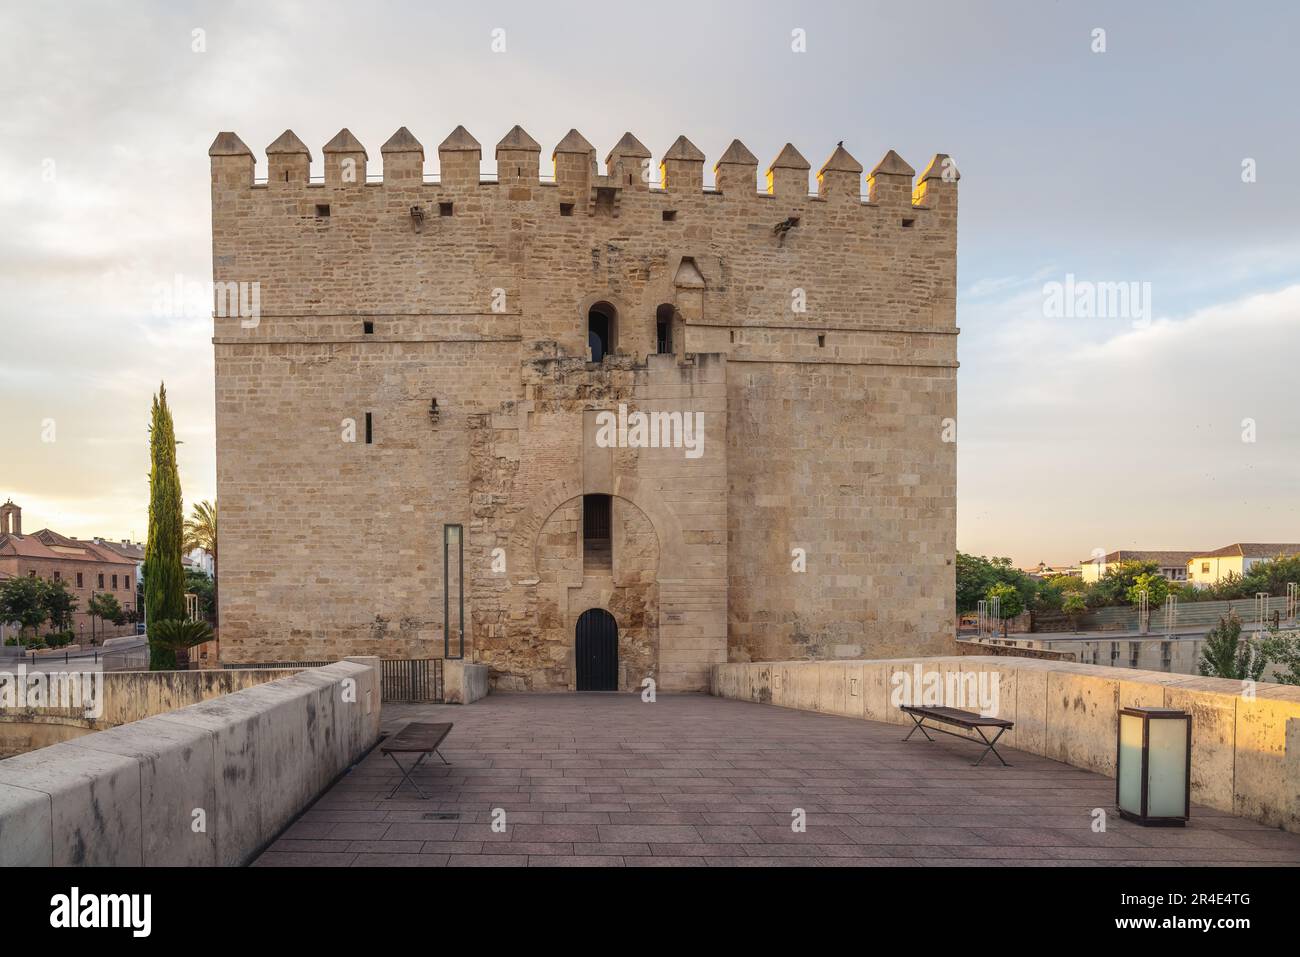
[1,0,1297,565]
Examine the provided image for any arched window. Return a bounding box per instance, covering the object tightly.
[588,301,616,361]
[655,303,676,355]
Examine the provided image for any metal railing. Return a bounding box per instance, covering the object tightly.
[219,657,446,703]
[221,659,336,670]
[7,646,147,669]
[381,658,444,703]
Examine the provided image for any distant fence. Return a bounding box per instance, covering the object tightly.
[102,647,149,672]
[1084,594,1295,632]
[222,657,445,703]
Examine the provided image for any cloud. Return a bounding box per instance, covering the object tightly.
[958,283,1300,561]
[2,0,1300,554]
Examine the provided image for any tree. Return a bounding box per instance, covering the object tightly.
[184,568,215,623]
[0,576,48,641]
[146,383,186,669]
[1033,579,1064,612]
[1048,574,1088,594]
[1199,571,1250,602]
[986,582,1025,636]
[39,578,79,632]
[1198,614,1268,681]
[1126,572,1170,608]
[1062,593,1088,633]
[1242,552,1300,597]
[956,553,1038,614]
[1259,627,1300,686]
[88,593,124,640]
[1091,560,1159,607]
[147,618,213,668]
[183,499,218,625]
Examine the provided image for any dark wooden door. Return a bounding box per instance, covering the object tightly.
[575,608,618,691]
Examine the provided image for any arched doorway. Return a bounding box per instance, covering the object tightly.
[575,608,618,691]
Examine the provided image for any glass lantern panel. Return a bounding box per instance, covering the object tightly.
[1147,718,1188,817]
[1117,713,1144,814]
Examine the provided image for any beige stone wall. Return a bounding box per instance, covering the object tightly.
[210,129,958,689]
[713,656,1300,834]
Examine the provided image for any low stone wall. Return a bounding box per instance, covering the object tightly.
[953,638,1076,661]
[0,657,382,866]
[28,667,297,729]
[711,656,1300,834]
[444,662,490,704]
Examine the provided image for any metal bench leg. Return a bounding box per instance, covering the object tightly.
[903,713,935,743]
[972,727,1010,767]
[386,751,432,799]
[434,747,450,766]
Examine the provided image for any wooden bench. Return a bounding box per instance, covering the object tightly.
[380,721,453,799]
[901,705,1014,767]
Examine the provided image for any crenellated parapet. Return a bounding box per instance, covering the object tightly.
[714,139,758,197]
[553,129,597,192]
[323,128,367,187]
[381,127,424,184]
[867,149,915,209]
[496,125,541,186]
[265,130,311,189]
[765,143,810,199]
[817,143,863,204]
[660,135,705,193]
[437,125,480,187]
[207,126,959,219]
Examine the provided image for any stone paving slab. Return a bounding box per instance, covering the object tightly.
[253,693,1300,868]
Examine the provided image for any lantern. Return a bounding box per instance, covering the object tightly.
[1116,707,1191,826]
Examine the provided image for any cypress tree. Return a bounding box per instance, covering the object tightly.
[146,383,185,669]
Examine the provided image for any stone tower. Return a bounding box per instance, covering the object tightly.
[209,125,960,691]
[0,500,21,536]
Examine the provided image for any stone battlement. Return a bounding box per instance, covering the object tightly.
[209,126,959,212]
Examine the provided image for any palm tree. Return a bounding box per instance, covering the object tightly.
[184,500,218,625]
[148,618,214,670]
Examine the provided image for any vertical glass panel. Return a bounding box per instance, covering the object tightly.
[443,524,464,659]
[1147,718,1188,817]
[1117,713,1144,815]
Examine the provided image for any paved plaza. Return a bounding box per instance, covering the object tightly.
[255,693,1300,867]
